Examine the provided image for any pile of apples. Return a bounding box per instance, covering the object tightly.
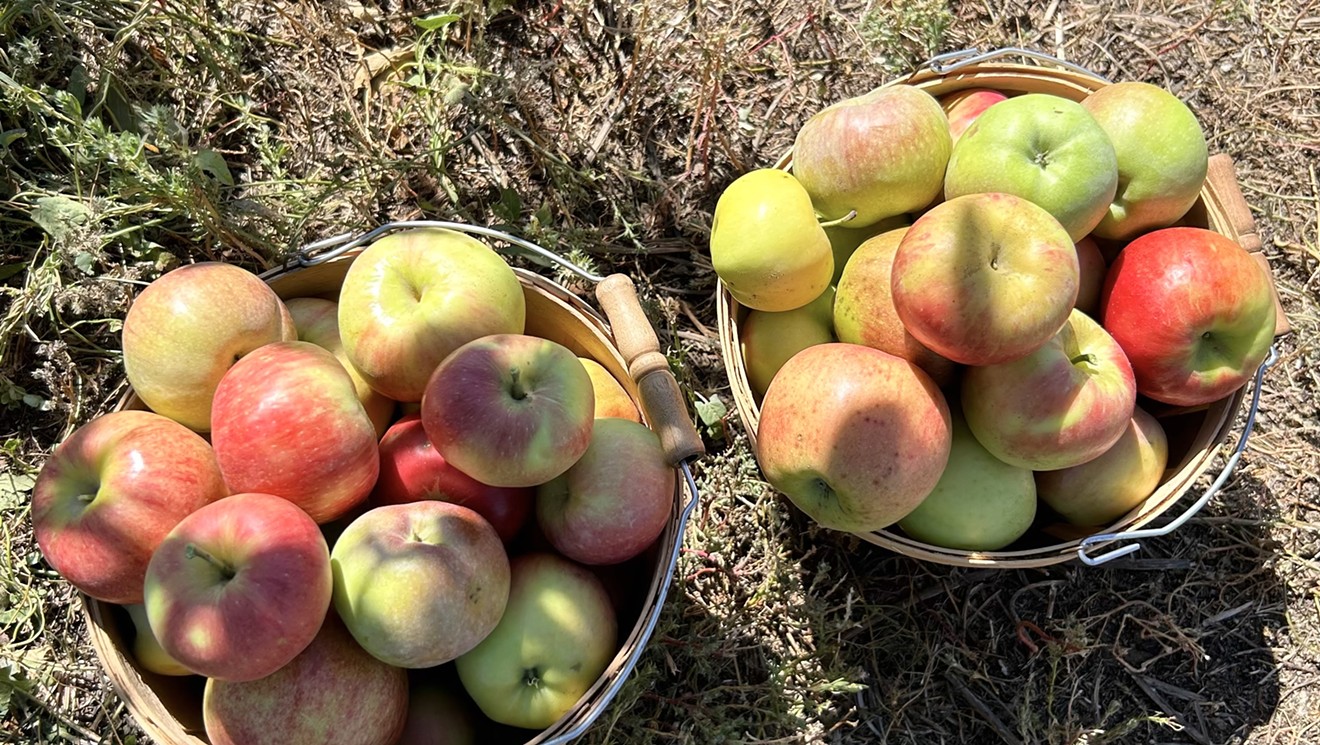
[714,81,1278,551]
[31,228,678,745]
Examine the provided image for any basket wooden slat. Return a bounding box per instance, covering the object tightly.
[85,249,697,744]
[717,60,1286,569]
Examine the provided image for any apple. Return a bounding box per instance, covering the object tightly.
[709,168,833,311]
[962,309,1137,471]
[536,418,675,565]
[372,414,532,544]
[891,192,1079,366]
[897,410,1036,551]
[1082,81,1209,240]
[338,227,526,402]
[422,334,594,488]
[824,215,909,284]
[1036,405,1169,526]
[125,603,193,677]
[211,341,379,524]
[331,501,510,668]
[741,285,836,398]
[756,343,952,532]
[285,297,396,437]
[941,87,1008,142]
[122,262,295,431]
[144,492,332,681]
[1074,236,1107,317]
[397,678,478,745]
[944,93,1118,241]
[203,613,408,745]
[791,84,952,227]
[455,552,617,730]
[32,410,227,604]
[1100,227,1276,406]
[834,227,958,387]
[578,357,641,422]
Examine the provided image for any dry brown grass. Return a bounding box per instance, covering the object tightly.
[2,0,1317,743]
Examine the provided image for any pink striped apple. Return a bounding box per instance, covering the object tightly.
[32,410,228,604]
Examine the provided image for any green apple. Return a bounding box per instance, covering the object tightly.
[122,262,295,431]
[285,297,396,437]
[962,309,1137,471]
[757,343,952,532]
[710,169,833,311]
[824,215,909,284]
[1082,81,1209,240]
[1036,405,1169,526]
[792,84,951,227]
[338,227,525,402]
[331,501,511,668]
[456,552,617,730]
[741,286,836,398]
[897,410,1036,551]
[891,193,1079,366]
[125,603,193,677]
[834,228,958,388]
[944,93,1118,241]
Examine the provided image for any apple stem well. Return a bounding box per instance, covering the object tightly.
[184,543,236,581]
[523,667,541,687]
[508,367,528,401]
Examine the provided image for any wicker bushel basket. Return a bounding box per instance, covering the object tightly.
[717,48,1291,569]
[80,222,705,743]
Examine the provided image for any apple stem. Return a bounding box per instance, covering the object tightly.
[184,543,236,581]
[816,210,858,228]
[1070,352,1097,368]
[509,367,528,401]
[76,493,97,504]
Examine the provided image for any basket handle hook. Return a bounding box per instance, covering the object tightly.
[1077,344,1279,566]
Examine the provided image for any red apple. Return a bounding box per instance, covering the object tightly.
[536,418,675,565]
[285,297,396,437]
[211,341,379,524]
[143,492,332,681]
[791,84,952,227]
[757,343,952,532]
[396,678,478,745]
[892,192,1079,366]
[1074,236,1107,317]
[337,228,526,402]
[122,262,295,432]
[962,309,1137,471]
[422,334,594,488]
[372,414,532,544]
[203,613,408,745]
[331,502,510,668]
[32,410,227,604]
[1101,227,1277,406]
[833,227,958,387]
[941,87,1008,142]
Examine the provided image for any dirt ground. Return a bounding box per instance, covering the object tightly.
[2,1,1317,743]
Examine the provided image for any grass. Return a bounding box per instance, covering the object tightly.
[3,0,1319,743]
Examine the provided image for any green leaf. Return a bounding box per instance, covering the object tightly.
[415,13,461,30]
[0,129,25,158]
[695,395,728,427]
[0,470,36,510]
[73,252,96,275]
[194,149,234,186]
[493,187,522,223]
[0,263,25,282]
[29,195,89,242]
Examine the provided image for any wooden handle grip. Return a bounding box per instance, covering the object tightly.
[1204,153,1291,336]
[595,274,706,465]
